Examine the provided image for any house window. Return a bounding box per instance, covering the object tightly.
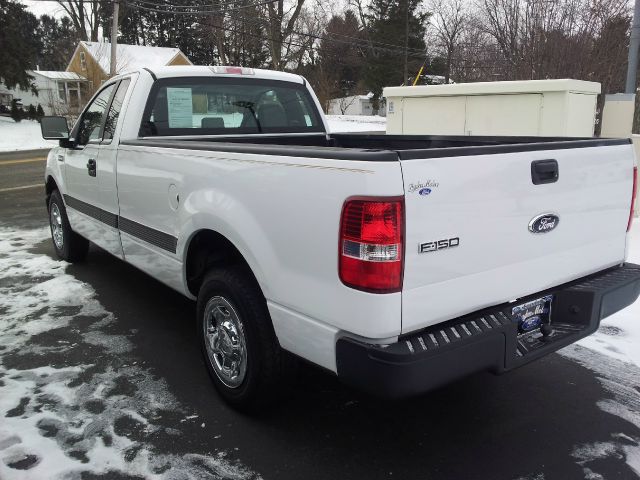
[80,51,87,71]
[68,82,80,109]
[58,82,67,102]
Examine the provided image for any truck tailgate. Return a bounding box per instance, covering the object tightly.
[400,143,635,334]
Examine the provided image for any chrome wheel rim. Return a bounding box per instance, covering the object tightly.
[50,203,64,250]
[203,296,247,388]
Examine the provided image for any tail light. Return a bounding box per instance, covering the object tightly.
[628,166,637,232]
[339,198,404,293]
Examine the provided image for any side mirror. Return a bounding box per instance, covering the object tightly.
[59,138,75,149]
[40,116,70,140]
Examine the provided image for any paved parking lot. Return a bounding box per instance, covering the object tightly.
[0,152,639,479]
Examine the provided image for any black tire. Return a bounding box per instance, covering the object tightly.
[196,266,294,412]
[48,190,89,262]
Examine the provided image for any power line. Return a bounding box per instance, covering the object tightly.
[25,0,429,58]
[129,0,278,14]
[124,0,429,59]
[22,0,104,3]
[128,0,270,9]
[120,4,409,68]
[125,0,428,56]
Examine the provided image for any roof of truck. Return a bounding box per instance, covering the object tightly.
[128,65,305,84]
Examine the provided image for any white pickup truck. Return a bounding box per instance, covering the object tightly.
[41,66,640,410]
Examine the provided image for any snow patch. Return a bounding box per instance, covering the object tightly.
[554,225,640,477]
[569,222,640,369]
[560,345,640,477]
[0,117,57,152]
[0,224,261,479]
[325,114,386,133]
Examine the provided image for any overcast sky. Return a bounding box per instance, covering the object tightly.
[21,0,67,19]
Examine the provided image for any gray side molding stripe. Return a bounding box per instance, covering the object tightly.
[119,217,178,253]
[63,194,177,254]
[64,194,119,228]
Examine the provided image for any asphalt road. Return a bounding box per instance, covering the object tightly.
[1,153,639,480]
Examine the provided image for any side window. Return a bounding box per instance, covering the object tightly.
[104,79,131,141]
[76,83,116,146]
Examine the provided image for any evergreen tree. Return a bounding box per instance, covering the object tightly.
[27,104,37,121]
[318,11,364,95]
[362,0,429,104]
[36,104,45,121]
[37,16,79,71]
[10,100,22,123]
[0,0,40,92]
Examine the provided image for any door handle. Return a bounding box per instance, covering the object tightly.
[531,159,558,185]
[87,158,96,177]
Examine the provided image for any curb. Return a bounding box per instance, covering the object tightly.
[0,148,51,161]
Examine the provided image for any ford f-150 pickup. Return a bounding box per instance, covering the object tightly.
[40,65,640,410]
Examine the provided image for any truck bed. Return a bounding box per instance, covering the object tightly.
[122,134,630,161]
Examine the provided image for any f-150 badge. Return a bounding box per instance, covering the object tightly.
[419,237,459,253]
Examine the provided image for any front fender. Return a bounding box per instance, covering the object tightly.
[45,146,67,200]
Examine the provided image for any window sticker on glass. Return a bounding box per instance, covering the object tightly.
[167,87,193,128]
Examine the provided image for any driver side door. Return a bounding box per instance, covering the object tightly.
[63,82,117,246]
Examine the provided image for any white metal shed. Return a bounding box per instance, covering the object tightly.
[383,79,601,137]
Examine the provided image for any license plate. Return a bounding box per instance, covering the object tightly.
[511,295,553,333]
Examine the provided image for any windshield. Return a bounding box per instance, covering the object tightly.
[139,77,324,136]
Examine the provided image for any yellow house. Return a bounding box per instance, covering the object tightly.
[66,41,192,90]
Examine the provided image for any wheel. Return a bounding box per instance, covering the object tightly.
[196,266,294,411]
[48,190,89,262]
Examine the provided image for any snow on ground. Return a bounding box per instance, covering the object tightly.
[325,115,386,133]
[561,346,640,478]
[559,222,640,478]
[0,117,58,152]
[0,225,261,479]
[570,221,640,369]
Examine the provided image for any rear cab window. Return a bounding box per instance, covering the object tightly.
[139,77,324,136]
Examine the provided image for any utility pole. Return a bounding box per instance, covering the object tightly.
[626,0,640,94]
[110,0,119,77]
[403,0,409,85]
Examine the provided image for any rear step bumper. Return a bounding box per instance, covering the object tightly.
[336,263,640,398]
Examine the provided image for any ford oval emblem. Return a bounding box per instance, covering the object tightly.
[521,315,542,332]
[529,213,559,234]
[419,188,432,196]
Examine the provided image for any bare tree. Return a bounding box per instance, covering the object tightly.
[56,0,102,41]
[429,0,466,82]
[339,94,359,114]
[200,6,230,65]
[348,0,378,59]
[45,88,82,124]
[310,63,336,111]
[448,17,500,82]
[262,0,307,69]
[290,3,325,72]
[477,0,630,81]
